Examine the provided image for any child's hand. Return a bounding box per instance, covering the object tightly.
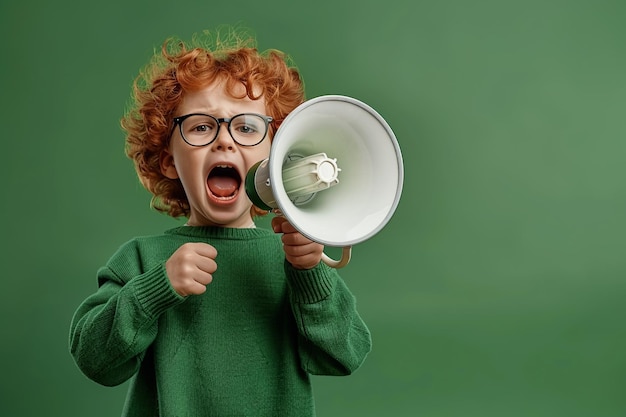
[272,216,324,270]
[165,243,218,296]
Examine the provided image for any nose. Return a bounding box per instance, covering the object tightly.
[211,122,236,152]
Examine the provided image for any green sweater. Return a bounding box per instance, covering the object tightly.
[69,226,371,416]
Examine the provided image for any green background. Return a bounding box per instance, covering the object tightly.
[2,0,625,416]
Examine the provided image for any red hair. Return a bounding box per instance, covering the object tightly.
[122,29,305,218]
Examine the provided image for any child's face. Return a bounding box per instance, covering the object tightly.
[161,80,272,227]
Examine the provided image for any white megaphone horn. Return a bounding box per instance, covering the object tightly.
[245,95,404,268]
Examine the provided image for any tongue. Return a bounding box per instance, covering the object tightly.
[208,176,239,197]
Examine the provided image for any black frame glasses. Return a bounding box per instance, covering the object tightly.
[171,113,273,147]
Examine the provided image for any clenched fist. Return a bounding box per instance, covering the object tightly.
[165,242,218,296]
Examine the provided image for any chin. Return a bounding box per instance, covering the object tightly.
[205,204,254,228]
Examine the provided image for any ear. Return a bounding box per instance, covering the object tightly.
[160,148,179,179]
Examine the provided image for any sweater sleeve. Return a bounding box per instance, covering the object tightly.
[69,243,185,386]
[285,262,372,376]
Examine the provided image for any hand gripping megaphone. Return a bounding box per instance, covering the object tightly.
[245,95,404,268]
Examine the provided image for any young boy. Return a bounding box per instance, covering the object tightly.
[69,29,371,416]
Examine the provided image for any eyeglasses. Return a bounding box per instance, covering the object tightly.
[172,113,273,147]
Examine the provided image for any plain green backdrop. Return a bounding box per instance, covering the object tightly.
[2,0,626,416]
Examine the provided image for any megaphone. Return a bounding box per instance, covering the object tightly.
[246,95,404,268]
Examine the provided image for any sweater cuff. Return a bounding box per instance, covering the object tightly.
[130,263,185,318]
[285,261,336,304]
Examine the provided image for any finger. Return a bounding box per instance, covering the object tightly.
[278,220,300,234]
[173,271,211,296]
[285,250,323,270]
[272,216,288,233]
[193,270,214,286]
[281,231,314,246]
[284,241,323,257]
[185,280,209,296]
[195,256,217,275]
[189,242,218,259]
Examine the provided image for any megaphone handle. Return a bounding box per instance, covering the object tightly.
[321,246,352,269]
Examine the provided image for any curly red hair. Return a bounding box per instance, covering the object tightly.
[121,29,305,218]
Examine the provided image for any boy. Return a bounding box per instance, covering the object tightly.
[69,29,371,416]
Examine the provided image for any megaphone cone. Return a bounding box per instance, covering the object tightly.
[246,95,403,268]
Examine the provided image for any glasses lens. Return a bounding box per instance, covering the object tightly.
[229,114,267,146]
[181,115,219,146]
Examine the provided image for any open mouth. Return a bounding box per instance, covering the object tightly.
[207,165,241,202]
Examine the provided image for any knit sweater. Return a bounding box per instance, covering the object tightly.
[69,226,371,417]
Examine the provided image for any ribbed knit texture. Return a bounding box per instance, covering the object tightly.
[70,226,371,417]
